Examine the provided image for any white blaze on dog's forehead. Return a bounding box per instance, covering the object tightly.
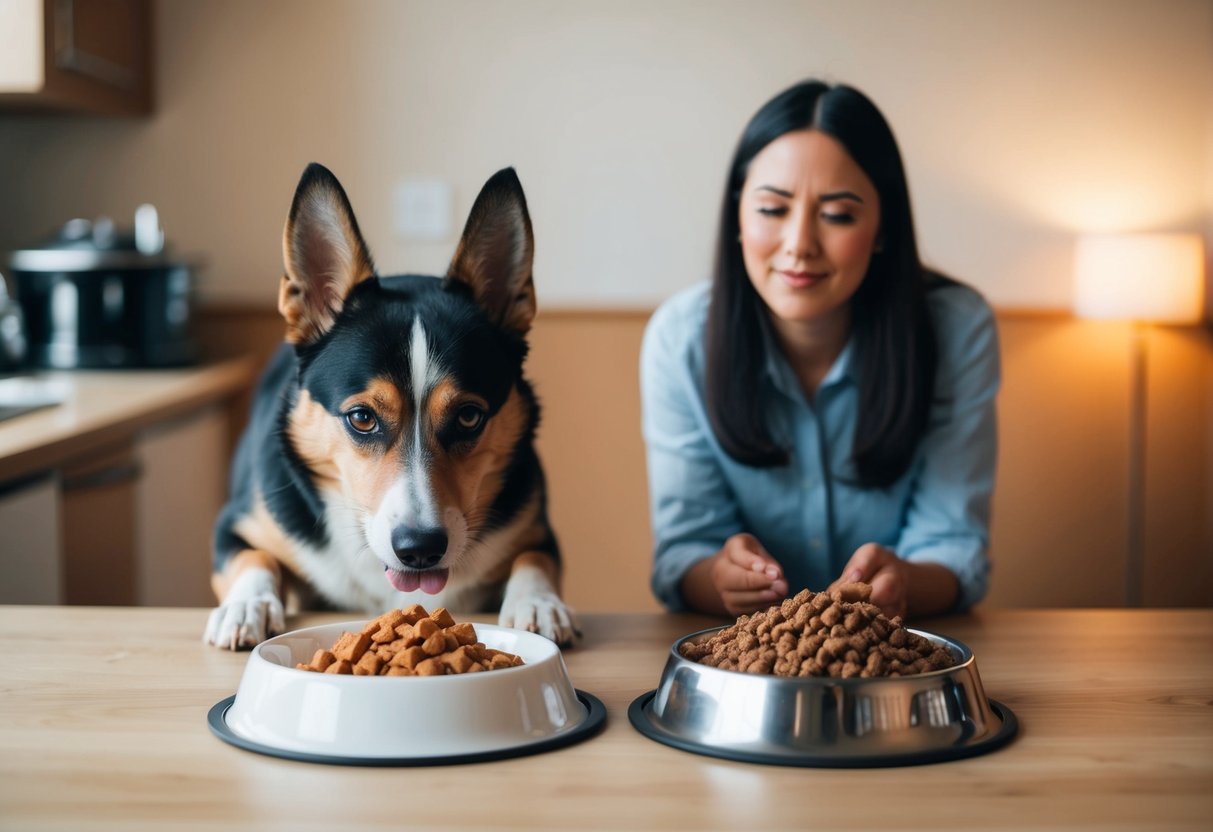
[401,316,440,529]
[409,316,441,410]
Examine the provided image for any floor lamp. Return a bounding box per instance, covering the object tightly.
[1073,233,1205,606]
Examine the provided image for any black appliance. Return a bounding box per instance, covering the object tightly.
[0,270,27,374]
[7,205,198,369]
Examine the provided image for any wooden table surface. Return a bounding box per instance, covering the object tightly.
[0,606,1209,831]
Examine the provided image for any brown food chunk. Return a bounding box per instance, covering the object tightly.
[429,607,457,629]
[332,631,372,663]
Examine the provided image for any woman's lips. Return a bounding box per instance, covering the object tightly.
[779,269,827,288]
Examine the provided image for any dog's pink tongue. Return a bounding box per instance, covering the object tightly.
[385,567,448,595]
[419,568,449,594]
[385,568,421,592]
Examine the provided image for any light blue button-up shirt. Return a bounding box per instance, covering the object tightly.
[640,280,1000,612]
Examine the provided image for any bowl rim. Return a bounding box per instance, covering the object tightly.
[668,624,974,685]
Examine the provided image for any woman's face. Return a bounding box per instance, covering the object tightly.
[738,129,882,330]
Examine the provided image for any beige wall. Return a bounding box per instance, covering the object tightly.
[2,1,1211,610]
[0,0,1210,312]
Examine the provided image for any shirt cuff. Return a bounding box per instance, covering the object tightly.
[904,546,989,612]
[651,545,717,612]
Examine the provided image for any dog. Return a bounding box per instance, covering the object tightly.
[203,163,577,650]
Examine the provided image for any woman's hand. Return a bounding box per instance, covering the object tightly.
[681,533,788,617]
[829,543,961,620]
[829,543,909,619]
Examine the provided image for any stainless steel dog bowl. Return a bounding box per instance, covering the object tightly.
[629,626,1017,767]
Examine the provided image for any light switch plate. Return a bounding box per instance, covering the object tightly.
[393,178,453,241]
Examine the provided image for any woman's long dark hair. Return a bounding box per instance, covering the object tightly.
[705,80,938,488]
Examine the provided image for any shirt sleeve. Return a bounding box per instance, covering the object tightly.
[895,285,1001,611]
[640,295,742,611]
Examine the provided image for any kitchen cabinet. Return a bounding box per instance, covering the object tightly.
[0,473,61,603]
[53,407,225,607]
[135,404,227,607]
[0,0,153,116]
[60,439,139,604]
[0,358,255,606]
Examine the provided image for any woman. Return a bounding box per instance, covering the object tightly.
[641,80,999,620]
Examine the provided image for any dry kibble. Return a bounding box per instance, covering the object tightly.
[332,630,373,663]
[295,649,335,672]
[296,605,524,676]
[400,604,428,624]
[429,607,456,629]
[389,645,426,670]
[421,631,447,656]
[414,657,444,676]
[449,622,477,645]
[679,586,956,679]
[355,652,383,676]
[368,609,407,643]
[442,646,476,673]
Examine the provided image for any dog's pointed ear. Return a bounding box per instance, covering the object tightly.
[279,163,375,345]
[446,168,536,335]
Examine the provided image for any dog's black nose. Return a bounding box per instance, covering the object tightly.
[391,527,448,570]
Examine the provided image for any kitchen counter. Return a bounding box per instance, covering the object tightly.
[0,357,256,483]
[0,358,259,607]
[0,606,1209,830]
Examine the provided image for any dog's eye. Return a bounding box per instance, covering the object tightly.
[455,404,485,433]
[345,407,379,435]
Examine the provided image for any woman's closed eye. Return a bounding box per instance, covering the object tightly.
[821,212,856,225]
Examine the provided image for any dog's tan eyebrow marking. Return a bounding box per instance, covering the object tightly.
[427,378,461,426]
[341,379,403,428]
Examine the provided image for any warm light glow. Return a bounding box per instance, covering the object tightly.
[1073,234,1205,323]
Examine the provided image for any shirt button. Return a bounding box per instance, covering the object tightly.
[810,537,823,550]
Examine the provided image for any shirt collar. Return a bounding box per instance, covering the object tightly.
[760,320,859,401]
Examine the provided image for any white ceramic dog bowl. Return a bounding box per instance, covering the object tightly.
[208,622,605,766]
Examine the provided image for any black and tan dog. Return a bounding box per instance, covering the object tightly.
[204,163,576,649]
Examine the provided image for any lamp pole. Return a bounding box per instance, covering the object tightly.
[1126,321,1147,608]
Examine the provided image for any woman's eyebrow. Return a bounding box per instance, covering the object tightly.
[752,186,865,203]
[820,190,864,203]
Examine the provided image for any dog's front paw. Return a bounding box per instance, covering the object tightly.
[499,590,580,647]
[203,593,285,650]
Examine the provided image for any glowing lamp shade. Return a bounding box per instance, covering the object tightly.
[1073,234,1205,323]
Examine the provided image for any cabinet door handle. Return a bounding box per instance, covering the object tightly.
[62,462,142,491]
